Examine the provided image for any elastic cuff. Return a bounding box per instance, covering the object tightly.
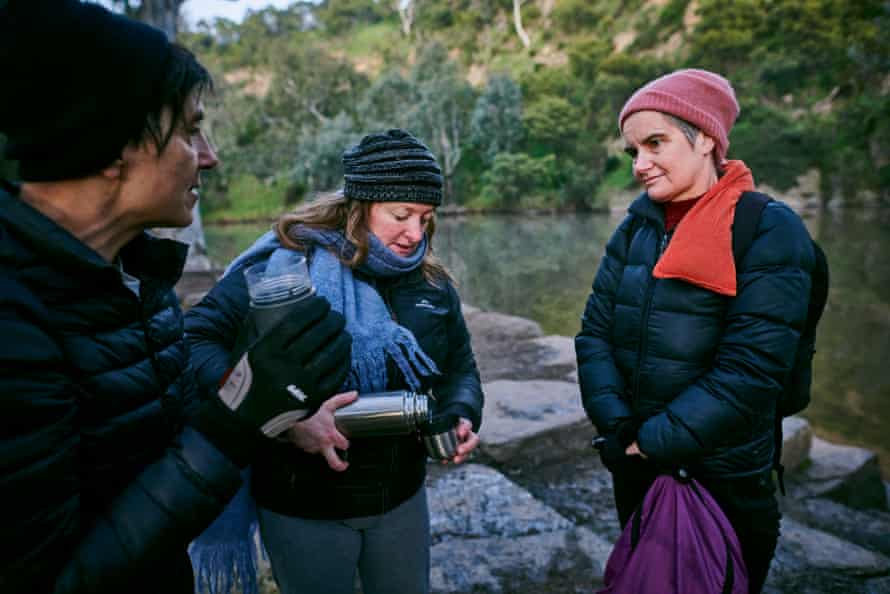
[188,398,262,468]
[436,402,479,432]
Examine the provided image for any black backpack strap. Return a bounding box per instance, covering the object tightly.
[733,192,792,495]
[732,191,771,270]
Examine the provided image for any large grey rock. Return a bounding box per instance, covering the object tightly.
[427,464,613,594]
[428,464,573,542]
[477,380,593,466]
[466,310,543,346]
[781,496,890,556]
[789,437,888,510]
[777,516,890,576]
[781,415,813,472]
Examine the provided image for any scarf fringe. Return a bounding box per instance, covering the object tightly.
[188,518,263,594]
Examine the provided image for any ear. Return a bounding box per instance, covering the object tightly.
[100,158,125,181]
[698,134,716,157]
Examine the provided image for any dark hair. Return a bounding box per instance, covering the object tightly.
[138,44,213,153]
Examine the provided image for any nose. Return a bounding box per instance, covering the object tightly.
[632,151,653,176]
[196,132,219,170]
[404,218,424,243]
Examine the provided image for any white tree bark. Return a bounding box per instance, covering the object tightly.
[513,0,531,49]
[396,0,415,37]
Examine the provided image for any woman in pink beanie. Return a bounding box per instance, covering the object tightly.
[576,69,818,593]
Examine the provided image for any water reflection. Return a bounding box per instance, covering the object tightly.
[205,208,890,477]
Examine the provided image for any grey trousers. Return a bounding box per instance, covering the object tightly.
[257,487,430,594]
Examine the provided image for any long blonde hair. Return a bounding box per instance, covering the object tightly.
[275,190,454,286]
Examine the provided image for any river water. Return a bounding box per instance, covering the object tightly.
[205,207,890,477]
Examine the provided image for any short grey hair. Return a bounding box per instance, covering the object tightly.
[665,113,700,147]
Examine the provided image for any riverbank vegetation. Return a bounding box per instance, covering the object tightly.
[4,1,887,218]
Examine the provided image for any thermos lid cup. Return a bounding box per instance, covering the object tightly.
[421,413,459,460]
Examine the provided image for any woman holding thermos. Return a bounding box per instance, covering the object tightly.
[185,129,483,594]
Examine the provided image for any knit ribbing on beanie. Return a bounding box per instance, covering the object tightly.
[342,129,443,205]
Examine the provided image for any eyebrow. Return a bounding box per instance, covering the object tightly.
[624,132,667,151]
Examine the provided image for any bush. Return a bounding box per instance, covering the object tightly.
[205,174,291,222]
[476,152,559,209]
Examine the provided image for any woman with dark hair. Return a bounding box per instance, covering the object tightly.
[186,129,483,594]
[576,69,815,593]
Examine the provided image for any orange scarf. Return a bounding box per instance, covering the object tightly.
[652,160,755,296]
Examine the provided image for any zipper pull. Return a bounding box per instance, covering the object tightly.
[658,232,669,257]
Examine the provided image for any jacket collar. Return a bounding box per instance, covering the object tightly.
[0,180,188,289]
[628,192,665,231]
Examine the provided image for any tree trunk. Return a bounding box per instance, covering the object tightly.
[135,0,184,39]
[513,0,531,49]
[396,0,414,37]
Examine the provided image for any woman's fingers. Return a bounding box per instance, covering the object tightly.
[321,446,349,472]
[322,390,359,411]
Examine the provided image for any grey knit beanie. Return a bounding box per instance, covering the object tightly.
[342,129,443,206]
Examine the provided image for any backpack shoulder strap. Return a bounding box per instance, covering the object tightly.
[732,191,772,269]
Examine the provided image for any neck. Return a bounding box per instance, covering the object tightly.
[20,179,139,263]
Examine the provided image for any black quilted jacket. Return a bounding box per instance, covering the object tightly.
[0,182,243,594]
[185,245,484,519]
[576,192,814,478]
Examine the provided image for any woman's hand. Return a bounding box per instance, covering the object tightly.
[442,417,479,465]
[283,390,357,472]
[625,440,648,459]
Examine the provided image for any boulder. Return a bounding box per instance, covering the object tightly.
[781,415,812,472]
[427,464,613,593]
[789,437,888,510]
[477,380,593,466]
[775,516,890,576]
[781,496,890,557]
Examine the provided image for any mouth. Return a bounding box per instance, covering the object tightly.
[641,175,661,185]
[393,243,416,255]
[189,182,200,200]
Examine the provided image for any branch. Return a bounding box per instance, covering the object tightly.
[513,0,531,49]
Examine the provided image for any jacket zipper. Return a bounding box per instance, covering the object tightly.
[631,229,670,407]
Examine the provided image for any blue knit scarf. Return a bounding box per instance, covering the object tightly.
[188,227,439,593]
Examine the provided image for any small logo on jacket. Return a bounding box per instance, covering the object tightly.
[415,298,436,310]
[286,384,307,402]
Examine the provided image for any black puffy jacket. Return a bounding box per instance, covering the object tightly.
[0,183,244,594]
[576,193,814,479]
[185,245,484,519]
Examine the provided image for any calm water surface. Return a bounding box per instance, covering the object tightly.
[206,208,890,477]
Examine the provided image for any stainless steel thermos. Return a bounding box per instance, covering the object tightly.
[333,390,460,459]
[334,390,430,437]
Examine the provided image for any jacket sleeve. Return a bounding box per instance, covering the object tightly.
[575,216,635,433]
[53,427,243,594]
[184,269,251,390]
[0,295,243,594]
[432,283,484,432]
[637,203,814,464]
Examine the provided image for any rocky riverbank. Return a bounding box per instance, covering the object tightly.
[177,278,890,594]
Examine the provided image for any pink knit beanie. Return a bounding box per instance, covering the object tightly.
[618,69,740,164]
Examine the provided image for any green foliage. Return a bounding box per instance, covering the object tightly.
[476,152,559,209]
[523,96,581,156]
[730,102,821,192]
[314,0,391,34]
[179,0,889,216]
[470,75,524,164]
[205,174,292,222]
[292,113,362,196]
[550,0,605,34]
[567,36,612,82]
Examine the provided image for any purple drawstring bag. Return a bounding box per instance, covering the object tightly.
[597,473,748,594]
